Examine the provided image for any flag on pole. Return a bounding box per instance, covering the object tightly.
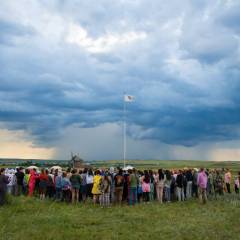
[124,95,134,102]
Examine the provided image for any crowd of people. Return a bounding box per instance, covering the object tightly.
[0,166,239,207]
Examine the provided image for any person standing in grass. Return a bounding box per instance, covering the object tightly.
[127,169,138,206]
[155,169,165,203]
[39,169,48,200]
[70,169,81,204]
[109,167,116,204]
[6,170,16,195]
[149,170,155,201]
[192,169,198,198]
[28,168,38,197]
[0,168,9,206]
[23,169,30,195]
[170,170,177,201]
[197,168,208,204]
[214,170,224,197]
[234,177,239,194]
[99,173,111,207]
[185,169,193,199]
[207,170,214,196]
[176,170,185,202]
[114,169,124,205]
[86,169,94,199]
[234,174,239,194]
[164,170,172,202]
[92,170,102,204]
[54,169,62,201]
[142,170,151,203]
[137,171,143,203]
[122,170,129,202]
[15,167,24,196]
[183,170,188,200]
[224,169,232,194]
[62,172,72,203]
[80,168,88,203]
[46,169,54,199]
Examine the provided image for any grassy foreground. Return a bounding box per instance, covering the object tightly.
[1,196,240,240]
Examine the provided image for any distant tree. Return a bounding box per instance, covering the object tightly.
[25,160,33,166]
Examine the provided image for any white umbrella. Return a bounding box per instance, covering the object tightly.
[27,166,39,170]
[123,165,134,171]
[50,166,62,171]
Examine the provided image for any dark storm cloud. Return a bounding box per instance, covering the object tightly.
[0,0,240,149]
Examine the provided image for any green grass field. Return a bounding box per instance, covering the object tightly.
[92,160,240,177]
[1,195,240,240]
[93,159,240,171]
[1,160,240,240]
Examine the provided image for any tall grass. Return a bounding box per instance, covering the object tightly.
[1,195,240,240]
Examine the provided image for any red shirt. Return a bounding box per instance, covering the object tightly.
[39,174,48,181]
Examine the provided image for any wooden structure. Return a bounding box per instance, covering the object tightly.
[70,154,85,169]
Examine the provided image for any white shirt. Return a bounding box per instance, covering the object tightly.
[86,174,93,184]
[6,173,16,186]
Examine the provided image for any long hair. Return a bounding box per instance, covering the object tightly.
[143,170,150,183]
[118,169,123,175]
[104,175,111,184]
[165,170,172,181]
[158,169,164,180]
[95,170,100,175]
[88,169,93,176]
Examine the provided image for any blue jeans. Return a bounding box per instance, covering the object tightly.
[165,187,171,201]
[128,187,137,206]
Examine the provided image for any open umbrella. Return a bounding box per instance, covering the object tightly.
[123,165,134,171]
[27,166,39,170]
[50,166,62,171]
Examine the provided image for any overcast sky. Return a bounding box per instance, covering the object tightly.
[1,0,240,161]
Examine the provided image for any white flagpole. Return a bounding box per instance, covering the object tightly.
[123,95,126,168]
